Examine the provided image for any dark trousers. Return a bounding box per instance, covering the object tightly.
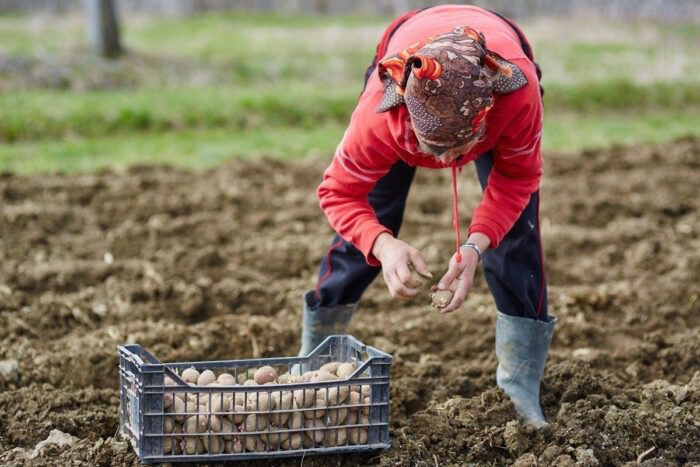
[310,152,548,321]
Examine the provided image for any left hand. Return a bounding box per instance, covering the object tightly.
[432,246,480,314]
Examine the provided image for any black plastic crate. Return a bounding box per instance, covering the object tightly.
[118,335,392,463]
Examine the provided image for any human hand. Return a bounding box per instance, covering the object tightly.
[432,246,480,314]
[372,233,431,301]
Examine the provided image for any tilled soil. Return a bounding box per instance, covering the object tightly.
[0,138,698,466]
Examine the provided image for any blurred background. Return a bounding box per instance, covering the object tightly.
[0,0,698,173]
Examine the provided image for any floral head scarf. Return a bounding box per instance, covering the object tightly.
[376,26,528,148]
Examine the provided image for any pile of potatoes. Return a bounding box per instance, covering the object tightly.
[161,361,372,455]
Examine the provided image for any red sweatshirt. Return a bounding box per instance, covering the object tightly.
[318,5,543,266]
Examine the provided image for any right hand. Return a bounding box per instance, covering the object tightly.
[372,233,431,301]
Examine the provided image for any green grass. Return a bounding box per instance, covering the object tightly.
[2,80,698,143]
[0,85,359,142]
[0,125,346,173]
[542,111,700,152]
[1,12,699,173]
[1,110,697,174]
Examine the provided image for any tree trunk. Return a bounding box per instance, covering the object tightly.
[83,0,122,59]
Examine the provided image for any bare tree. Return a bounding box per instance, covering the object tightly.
[83,0,122,58]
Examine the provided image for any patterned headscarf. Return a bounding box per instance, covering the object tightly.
[376,26,528,149]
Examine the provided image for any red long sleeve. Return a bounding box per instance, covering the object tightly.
[468,80,543,247]
[317,100,399,266]
[316,5,544,264]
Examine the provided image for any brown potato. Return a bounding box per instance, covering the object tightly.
[288,401,303,430]
[181,436,205,454]
[281,433,303,450]
[260,427,290,444]
[347,391,361,409]
[167,396,187,423]
[348,427,368,445]
[276,372,291,384]
[184,414,222,434]
[216,373,236,386]
[181,367,200,384]
[254,366,278,385]
[210,394,230,414]
[219,417,235,441]
[201,434,223,453]
[311,370,339,382]
[163,392,174,410]
[303,418,326,444]
[197,369,216,386]
[243,434,267,452]
[270,391,293,425]
[245,391,271,412]
[362,396,371,415]
[163,416,174,433]
[320,362,342,374]
[324,427,348,447]
[318,386,350,406]
[327,406,348,425]
[223,437,244,453]
[162,436,176,454]
[304,396,326,419]
[243,413,269,432]
[336,362,356,379]
[348,414,369,445]
[230,404,245,424]
[293,388,315,408]
[431,289,454,308]
[164,375,177,386]
[302,433,316,448]
[361,385,371,398]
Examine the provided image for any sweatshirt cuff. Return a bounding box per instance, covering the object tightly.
[467,223,500,249]
[356,224,392,267]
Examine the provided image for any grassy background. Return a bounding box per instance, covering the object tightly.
[0,12,698,173]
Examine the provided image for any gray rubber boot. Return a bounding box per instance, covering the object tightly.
[298,290,358,356]
[496,311,556,427]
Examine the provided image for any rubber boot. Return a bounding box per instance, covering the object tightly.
[495,311,556,427]
[298,290,357,356]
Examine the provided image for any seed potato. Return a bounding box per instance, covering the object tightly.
[336,362,356,379]
[303,418,326,444]
[216,373,236,385]
[281,433,303,450]
[320,362,342,374]
[294,388,315,408]
[431,289,454,308]
[181,367,200,384]
[305,396,326,419]
[288,401,303,430]
[327,406,349,425]
[254,366,278,385]
[181,436,205,454]
[201,434,223,453]
[197,369,216,386]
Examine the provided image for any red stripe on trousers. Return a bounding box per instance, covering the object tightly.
[535,192,547,319]
[315,239,345,300]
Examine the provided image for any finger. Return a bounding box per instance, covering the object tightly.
[437,262,464,291]
[409,253,432,279]
[386,269,418,301]
[441,278,472,314]
[398,262,424,293]
[396,262,418,288]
